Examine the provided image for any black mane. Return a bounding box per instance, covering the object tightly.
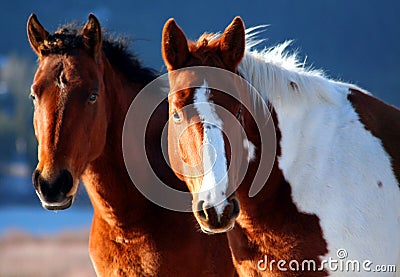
[40,23,157,85]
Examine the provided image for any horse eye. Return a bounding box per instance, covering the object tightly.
[236,107,242,119]
[30,93,37,102]
[89,93,98,103]
[172,110,182,123]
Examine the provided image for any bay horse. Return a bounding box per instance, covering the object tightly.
[27,14,236,276]
[162,17,400,276]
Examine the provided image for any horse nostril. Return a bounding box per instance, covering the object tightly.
[33,169,74,203]
[59,169,73,195]
[197,200,207,220]
[230,198,240,218]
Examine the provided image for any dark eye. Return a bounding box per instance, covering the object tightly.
[236,106,242,119]
[172,110,182,123]
[30,93,37,102]
[89,93,98,103]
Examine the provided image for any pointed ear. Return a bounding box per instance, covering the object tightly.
[82,14,102,58]
[162,19,190,70]
[220,16,245,69]
[27,14,50,56]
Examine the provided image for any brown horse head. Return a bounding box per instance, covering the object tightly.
[162,17,250,233]
[27,14,108,210]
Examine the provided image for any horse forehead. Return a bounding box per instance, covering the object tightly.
[34,56,61,81]
[168,72,198,109]
[169,70,203,92]
[33,57,95,103]
[169,67,233,88]
[169,72,220,100]
[63,54,100,79]
[38,53,97,79]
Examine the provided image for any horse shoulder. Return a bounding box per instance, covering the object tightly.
[347,88,400,184]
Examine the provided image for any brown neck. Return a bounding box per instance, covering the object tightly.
[82,54,153,228]
[237,108,287,222]
[232,107,328,270]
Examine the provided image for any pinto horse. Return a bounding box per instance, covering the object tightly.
[162,17,400,276]
[27,14,236,276]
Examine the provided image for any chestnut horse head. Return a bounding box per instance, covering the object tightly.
[27,14,112,210]
[161,17,252,233]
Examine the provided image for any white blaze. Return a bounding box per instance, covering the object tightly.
[194,81,229,217]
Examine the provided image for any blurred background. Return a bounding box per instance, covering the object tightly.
[0,0,399,276]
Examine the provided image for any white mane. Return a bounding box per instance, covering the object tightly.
[239,26,366,113]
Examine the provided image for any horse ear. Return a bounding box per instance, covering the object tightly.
[219,16,245,69]
[82,14,102,58]
[162,19,189,70]
[27,14,50,56]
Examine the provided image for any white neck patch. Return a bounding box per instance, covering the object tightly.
[275,86,400,272]
[243,138,256,162]
[193,81,229,215]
